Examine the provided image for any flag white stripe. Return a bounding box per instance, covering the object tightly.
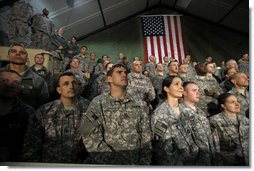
[160,36,165,59]
[153,36,160,62]
[164,16,172,58]
[170,16,179,61]
[146,37,151,58]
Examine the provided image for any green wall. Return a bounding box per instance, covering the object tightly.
[78,10,249,65]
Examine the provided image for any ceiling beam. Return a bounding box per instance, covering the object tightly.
[97,0,107,27]
[218,0,243,24]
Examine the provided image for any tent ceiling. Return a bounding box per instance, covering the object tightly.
[0,0,249,39]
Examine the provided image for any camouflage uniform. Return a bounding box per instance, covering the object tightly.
[228,88,249,117]
[179,102,216,165]
[79,93,152,165]
[194,75,224,116]
[94,62,104,75]
[89,73,110,100]
[0,65,49,109]
[238,61,249,77]
[151,101,199,165]
[7,0,33,46]
[209,113,249,165]
[30,13,55,50]
[74,54,89,73]
[21,97,90,163]
[87,60,97,76]
[163,63,169,74]
[145,62,156,77]
[0,98,35,162]
[127,72,155,111]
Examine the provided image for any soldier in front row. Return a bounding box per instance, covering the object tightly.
[79,63,152,165]
[21,72,90,163]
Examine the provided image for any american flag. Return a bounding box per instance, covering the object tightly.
[141,15,188,64]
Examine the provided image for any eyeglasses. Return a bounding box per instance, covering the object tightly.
[9,49,27,55]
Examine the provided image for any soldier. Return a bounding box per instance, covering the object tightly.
[162,56,169,74]
[127,60,155,113]
[178,63,194,82]
[0,70,35,162]
[194,63,223,116]
[167,59,179,76]
[79,63,152,165]
[7,0,33,46]
[228,72,249,118]
[88,62,114,100]
[50,28,70,69]
[0,43,49,109]
[94,54,110,75]
[225,59,238,71]
[86,52,97,78]
[21,72,90,163]
[209,93,249,165]
[238,53,249,77]
[145,55,157,78]
[67,36,80,57]
[180,82,216,165]
[219,68,237,92]
[30,53,54,97]
[65,57,88,94]
[30,8,55,50]
[151,76,199,165]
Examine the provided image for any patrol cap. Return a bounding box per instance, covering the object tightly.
[107,63,127,76]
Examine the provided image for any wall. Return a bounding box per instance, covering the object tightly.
[78,9,249,65]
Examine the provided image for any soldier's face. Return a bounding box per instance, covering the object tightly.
[70,59,80,68]
[222,95,240,114]
[0,72,21,98]
[183,83,200,103]
[8,45,28,64]
[34,54,44,65]
[108,67,127,88]
[132,61,142,73]
[179,64,188,73]
[164,77,183,98]
[206,63,216,74]
[169,62,179,73]
[235,73,249,87]
[57,76,79,98]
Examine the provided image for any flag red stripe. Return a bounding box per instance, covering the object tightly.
[167,16,175,59]
[150,37,155,58]
[174,16,182,64]
[143,37,149,63]
[163,36,168,58]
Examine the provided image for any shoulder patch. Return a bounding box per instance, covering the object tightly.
[154,121,168,141]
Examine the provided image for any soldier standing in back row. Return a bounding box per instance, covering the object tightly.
[7,0,33,46]
[30,8,55,50]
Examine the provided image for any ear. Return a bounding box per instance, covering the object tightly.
[163,86,169,93]
[56,86,61,94]
[230,79,236,85]
[221,104,226,110]
[107,76,112,83]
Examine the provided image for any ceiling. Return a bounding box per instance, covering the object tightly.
[0,0,249,40]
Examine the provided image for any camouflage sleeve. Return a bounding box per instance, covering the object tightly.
[79,100,112,162]
[21,109,44,162]
[146,79,156,102]
[138,109,152,165]
[209,121,223,165]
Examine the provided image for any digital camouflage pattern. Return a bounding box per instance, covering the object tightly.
[151,101,199,165]
[79,93,152,165]
[209,112,249,166]
[21,97,90,163]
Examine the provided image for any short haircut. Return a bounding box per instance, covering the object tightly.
[167,59,178,67]
[56,72,75,86]
[80,46,87,50]
[182,81,197,90]
[8,42,27,55]
[107,63,127,76]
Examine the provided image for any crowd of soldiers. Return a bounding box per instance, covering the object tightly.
[0,0,249,166]
[0,41,249,166]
